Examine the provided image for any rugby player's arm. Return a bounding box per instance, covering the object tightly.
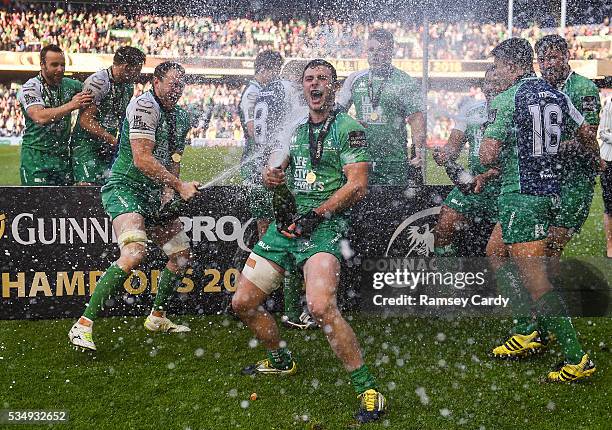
[161,160,181,204]
[131,138,182,191]
[79,104,118,146]
[407,111,426,163]
[479,137,502,167]
[313,162,368,217]
[26,92,93,125]
[434,129,466,165]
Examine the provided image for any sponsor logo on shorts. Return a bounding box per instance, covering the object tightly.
[450,198,464,207]
[256,240,271,251]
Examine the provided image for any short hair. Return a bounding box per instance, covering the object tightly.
[301,59,337,83]
[490,37,534,70]
[153,61,185,80]
[114,46,146,66]
[40,44,63,64]
[369,28,394,48]
[255,50,283,73]
[535,34,569,57]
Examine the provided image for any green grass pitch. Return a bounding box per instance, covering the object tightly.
[0,145,610,429]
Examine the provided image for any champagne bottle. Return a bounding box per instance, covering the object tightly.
[268,145,296,232]
[273,181,297,233]
[445,160,475,194]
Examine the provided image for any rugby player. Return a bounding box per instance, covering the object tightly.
[480,38,595,382]
[17,44,93,185]
[599,99,612,257]
[231,59,386,423]
[72,46,146,185]
[336,28,425,188]
[69,62,199,351]
[535,35,601,258]
[433,66,504,256]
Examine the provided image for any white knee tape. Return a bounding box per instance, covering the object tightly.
[162,231,190,256]
[242,252,284,294]
[118,230,148,249]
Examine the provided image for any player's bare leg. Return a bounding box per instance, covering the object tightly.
[604,213,612,258]
[434,205,467,256]
[303,252,362,370]
[143,217,193,332]
[69,213,147,350]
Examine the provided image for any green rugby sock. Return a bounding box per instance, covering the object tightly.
[83,264,129,320]
[283,270,303,321]
[496,263,535,334]
[153,268,181,312]
[267,347,293,370]
[350,364,377,394]
[536,291,584,364]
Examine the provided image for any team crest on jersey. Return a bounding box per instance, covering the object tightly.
[581,96,597,112]
[488,109,497,123]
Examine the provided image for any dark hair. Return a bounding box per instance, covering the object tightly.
[369,28,394,48]
[40,44,63,64]
[535,34,569,57]
[153,61,185,79]
[114,46,146,66]
[255,50,283,73]
[490,37,534,70]
[301,59,337,83]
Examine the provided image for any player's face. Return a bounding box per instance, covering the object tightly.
[154,69,185,107]
[41,51,65,86]
[120,63,143,83]
[302,66,334,112]
[538,47,569,86]
[492,57,518,92]
[367,38,393,71]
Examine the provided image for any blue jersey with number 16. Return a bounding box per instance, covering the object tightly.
[484,76,584,196]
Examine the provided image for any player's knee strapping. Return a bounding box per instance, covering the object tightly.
[242,252,284,294]
[118,229,148,249]
[162,231,190,256]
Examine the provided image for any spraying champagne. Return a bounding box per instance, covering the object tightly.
[269,145,298,233]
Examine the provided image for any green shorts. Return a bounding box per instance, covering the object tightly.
[72,141,112,185]
[20,146,73,186]
[101,183,162,221]
[252,220,345,270]
[444,186,498,222]
[498,193,557,244]
[552,176,594,232]
[245,185,274,220]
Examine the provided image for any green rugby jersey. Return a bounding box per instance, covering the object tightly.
[72,68,134,152]
[558,71,601,181]
[484,76,584,196]
[17,75,83,154]
[287,112,369,221]
[105,90,190,192]
[337,66,423,185]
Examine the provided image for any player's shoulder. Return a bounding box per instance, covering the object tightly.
[335,111,365,132]
[391,66,416,82]
[19,77,42,94]
[343,69,369,87]
[128,91,159,115]
[568,72,598,90]
[85,69,111,86]
[61,77,83,91]
[242,80,261,97]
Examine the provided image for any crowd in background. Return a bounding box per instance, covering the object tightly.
[2,81,610,143]
[1,7,611,60]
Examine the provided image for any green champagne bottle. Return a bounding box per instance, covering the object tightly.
[273,181,297,233]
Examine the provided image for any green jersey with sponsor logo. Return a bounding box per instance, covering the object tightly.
[337,66,423,185]
[558,71,601,181]
[484,76,583,196]
[287,112,369,223]
[105,90,190,192]
[17,75,83,153]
